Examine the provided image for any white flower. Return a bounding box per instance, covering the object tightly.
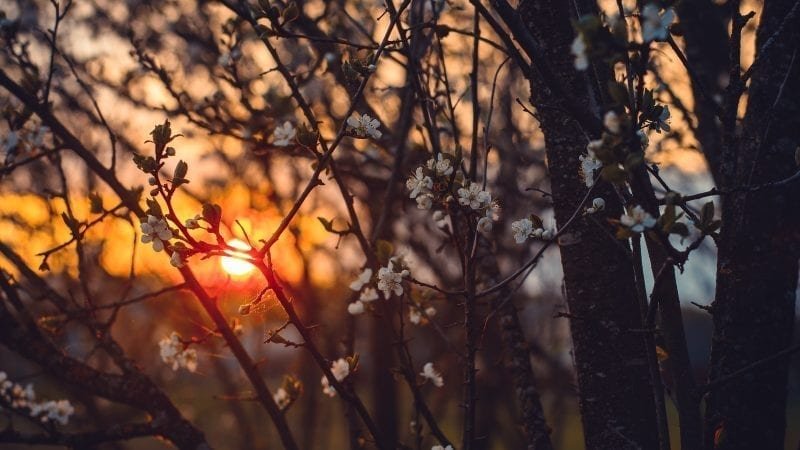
[170,251,185,268]
[406,167,433,199]
[348,301,365,315]
[273,121,296,147]
[377,258,408,298]
[426,153,454,176]
[604,111,621,134]
[641,4,675,42]
[322,358,351,397]
[532,228,544,239]
[571,34,589,70]
[346,113,382,139]
[425,306,436,317]
[359,287,379,302]
[321,376,336,397]
[457,182,491,210]
[140,215,172,252]
[621,205,657,233]
[579,149,603,188]
[274,388,290,409]
[159,332,197,372]
[511,218,534,244]
[477,216,493,233]
[331,358,350,381]
[420,362,443,387]
[349,268,373,291]
[409,308,422,324]
[39,400,74,425]
[586,197,606,214]
[416,194,433,210]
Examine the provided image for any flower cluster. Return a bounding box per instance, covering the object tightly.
[409,304,436,325]
[419,362,444,387]
[346,113,382,139]
[0,372,74,425]
[510,217,556,244]
[406,153,499,233]
[321,358,351,398]
[158,332,198,373]
[346,267,387,315]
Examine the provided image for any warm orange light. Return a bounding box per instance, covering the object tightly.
[220,239,255,277]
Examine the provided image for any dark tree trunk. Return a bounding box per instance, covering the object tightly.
[705,1,800,448]
[513,1,660,448]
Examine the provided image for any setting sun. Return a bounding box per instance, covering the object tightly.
[220,239,255,277]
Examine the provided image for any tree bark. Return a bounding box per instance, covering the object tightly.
[511,1,660,448]
[706,1,800,448]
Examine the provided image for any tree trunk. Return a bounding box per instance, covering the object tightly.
[706,1,800,448]
[514,1,660,448]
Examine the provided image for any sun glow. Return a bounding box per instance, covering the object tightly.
[220,239,255,277]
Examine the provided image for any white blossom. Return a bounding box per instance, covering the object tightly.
[426,153,454,176]
[274,388,291,409]
[377,258,408,298]
[416,194,433,210]
[409,308,422,324]
[273,121,296,147]
[579,149,603,188]
[321,376,336,397]
[321,358,351,398]
[158,332,197,372]
[406,167,433,199]
[359,287,379,302]
[425,306,436,317]
[604,111,621,134]
[346,113,382,139]
[621,205,657,233]
[140,215,172,252]
[586,197,606,214]
[331,358,350,381]
[349,268,373,291]
[420,362,443,387]
[571,34,589,71]
[348,301,365,315]
[1,373,74,425]
[457,182,491,210]
[511,218,534,244]
[641,4,675,42]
